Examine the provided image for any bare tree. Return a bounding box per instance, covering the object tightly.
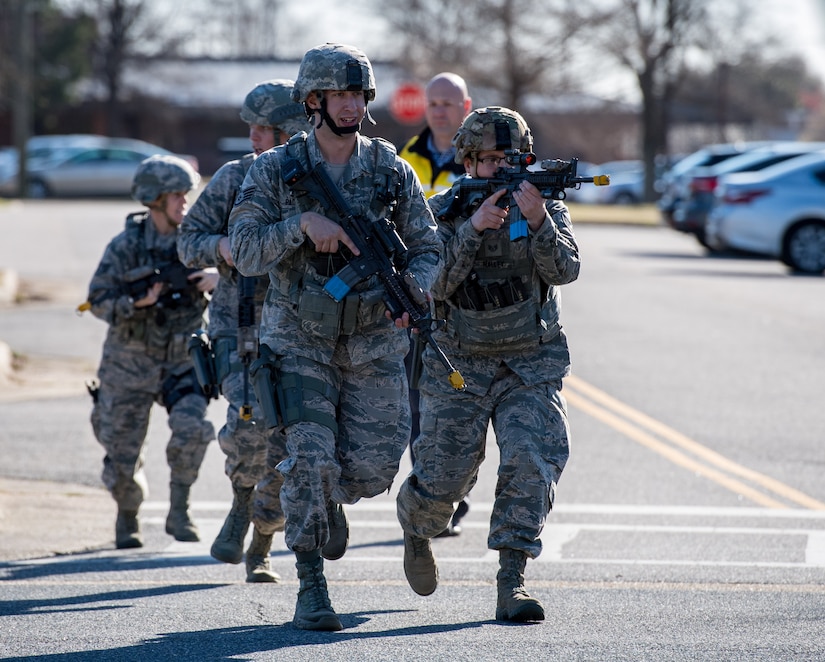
[377,0,592,109]
[186,0,285,58]
[581,0,712,200]
[55,0,190,135]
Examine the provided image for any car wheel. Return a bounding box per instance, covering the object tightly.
[613,191,637,205]
[782,221,825,274]
[26,179,50,199]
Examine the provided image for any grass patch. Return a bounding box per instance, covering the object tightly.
[566,202,662,226]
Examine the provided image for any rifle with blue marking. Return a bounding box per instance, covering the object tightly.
[282,156,465,392]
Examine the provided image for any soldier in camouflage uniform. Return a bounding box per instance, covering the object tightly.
[396,107,579,622]
[228,43,440,631]
[86,155,218,550]
[178,80,310,583]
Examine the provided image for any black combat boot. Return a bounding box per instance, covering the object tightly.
[293,551,342,631]
[495,548,545,622]
[115,509,142,549]
[165,482,200,542]
[245,527,280,583]
[211,484,254,563]
[403,533,438,596]
[321,500,349,561]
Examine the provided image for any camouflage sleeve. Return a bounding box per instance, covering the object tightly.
[86,234,145,326]
[530,200,581,285]
[393,156,441,291]
[227,149,306,277]
[178,160,244,268]
[427,187,483,301]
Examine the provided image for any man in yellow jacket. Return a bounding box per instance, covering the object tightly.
[400,72,472,199]
[400,72,472,536]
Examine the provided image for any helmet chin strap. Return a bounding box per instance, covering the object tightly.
[317,97,361,136]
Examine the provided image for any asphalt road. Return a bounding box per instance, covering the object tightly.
[1,200,824,661]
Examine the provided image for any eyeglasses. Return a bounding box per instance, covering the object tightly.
[476,156,506,168]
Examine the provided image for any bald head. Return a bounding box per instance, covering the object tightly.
[425,72,472,152]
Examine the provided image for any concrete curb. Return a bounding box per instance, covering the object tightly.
[0,268,18,382]
[0,268,19,304]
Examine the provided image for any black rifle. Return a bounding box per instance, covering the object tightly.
[282,156,465,391]
[123,262,202,308]
[436,151,610,239]
[237,275,258,420]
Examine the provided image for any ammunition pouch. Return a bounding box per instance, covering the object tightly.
[450,297,542,354]
[455,274,530,311]
[297,281,346,339]
[187,329,219,399]
[293,280,385,339]
[212,332,240,385]
[249,346,340,435]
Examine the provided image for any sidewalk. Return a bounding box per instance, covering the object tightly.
[0,349,115,561]
[0,268,114,562]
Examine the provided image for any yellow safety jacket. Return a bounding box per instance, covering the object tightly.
[400,128,466,199]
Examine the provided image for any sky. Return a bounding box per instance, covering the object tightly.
[54,0,825,103]
[275,0,825,103]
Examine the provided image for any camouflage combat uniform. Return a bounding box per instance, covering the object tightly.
[178,157,287,534]
[88,212,215,511]
[396,108,580,561]
[228,128,440,553]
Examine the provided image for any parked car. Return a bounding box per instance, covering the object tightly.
[670,141,825,247]
[575,160,644,205]
[658,142,773,226]
[0,134,198,198]
[704,150,825,273]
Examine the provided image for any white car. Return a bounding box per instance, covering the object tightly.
[705,150,825,273]
[0,135,198,198]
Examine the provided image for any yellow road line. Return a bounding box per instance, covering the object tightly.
[565,374,825,510]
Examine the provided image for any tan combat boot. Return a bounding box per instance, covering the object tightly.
[245,528,280,583]
[403,533,438,596]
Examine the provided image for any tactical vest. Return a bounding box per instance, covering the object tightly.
[274,132,402,339]
[117,213,206,361]
[445,214,545,354]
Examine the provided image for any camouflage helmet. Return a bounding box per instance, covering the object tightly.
[131,154,200,205]
[453,106,533,163]
[240,79,309,135]
[291,43,376,104]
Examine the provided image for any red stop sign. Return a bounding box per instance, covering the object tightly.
[390,82,427,125]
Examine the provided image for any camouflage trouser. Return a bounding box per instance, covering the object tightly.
[397,362,570,559]
[92,360,214,511]
[276,346,410,553]
[218,356,287,534]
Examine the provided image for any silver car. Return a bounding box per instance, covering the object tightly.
[705,150,825,273]
[0,134,198,198]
